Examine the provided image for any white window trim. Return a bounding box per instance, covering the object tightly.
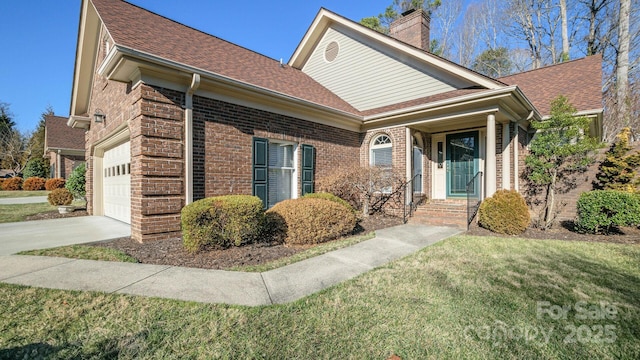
[267,140,299,207]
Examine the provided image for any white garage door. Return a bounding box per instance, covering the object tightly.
[103,141,131,224]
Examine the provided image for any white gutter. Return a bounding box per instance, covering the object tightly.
[364,86,541,123]
[185,73,201,205]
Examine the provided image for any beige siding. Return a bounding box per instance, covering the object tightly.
[302,25,467,111]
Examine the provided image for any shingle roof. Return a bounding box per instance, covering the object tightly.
[499,55,603,116]
[91,0,360,116]
[362,89,487,116]
[45,115,85,150]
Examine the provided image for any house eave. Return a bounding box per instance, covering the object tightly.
[99,45,364,132]
[67,115,91,130]
[363,86,540,128]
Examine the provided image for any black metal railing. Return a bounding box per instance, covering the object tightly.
[466,171,483,229]
[403,173,422,223]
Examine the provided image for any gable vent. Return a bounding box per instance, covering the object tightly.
[324,41,339,62]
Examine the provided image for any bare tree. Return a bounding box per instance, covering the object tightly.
[0,128,32,176]
[431,0,462,59]
[506,0,544,69]
[616,0,631,127]
[560,0,570,60]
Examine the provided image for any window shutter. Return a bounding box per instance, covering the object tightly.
[253,137,269,208]
[301,144,315,196]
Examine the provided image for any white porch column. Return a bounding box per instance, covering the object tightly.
[514,125,520,192]
[502,122,511,190]
[486,113,497,197]
[406,127,412,203]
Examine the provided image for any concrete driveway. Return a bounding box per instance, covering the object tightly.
[0,216,131,255]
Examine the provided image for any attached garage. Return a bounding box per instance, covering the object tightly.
[102,141,131,224]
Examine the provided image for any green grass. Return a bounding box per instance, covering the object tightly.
[1,235,638,359]
[19,245,138,263]
[0,200,85,223]
[0,203,57,223]
[230,232,375,272]
[0,190,49,198]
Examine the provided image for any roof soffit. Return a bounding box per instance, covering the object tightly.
[70,0,101,118]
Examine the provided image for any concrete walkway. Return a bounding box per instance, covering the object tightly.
[0,196,48,205]
[0,216,131,255]
[0,224,460,306]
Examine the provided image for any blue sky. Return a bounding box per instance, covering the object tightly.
[0,0,390,133]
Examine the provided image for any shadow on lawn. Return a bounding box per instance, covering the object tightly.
[0,331,151,359]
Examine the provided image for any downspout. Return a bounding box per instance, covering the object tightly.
[57,149,62,178]
[514,110,535,192]
[185,73,201,205]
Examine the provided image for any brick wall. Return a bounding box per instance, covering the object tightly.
[193,96,361,200]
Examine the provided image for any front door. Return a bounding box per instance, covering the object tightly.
[446,131,478,197]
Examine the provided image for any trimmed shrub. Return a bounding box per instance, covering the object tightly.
[48,188,74,206]
[266,197,357,245]
[1,177,22,191]
[65,163,86,199]
[303,191,357,214]
[23,158,49,179]
[45,178,65,190]
[22,177,46,191]
[181,195,265,252]
[478,189,530,235]
[576,190,640,234]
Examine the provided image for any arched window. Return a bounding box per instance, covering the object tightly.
[370,134,392,167]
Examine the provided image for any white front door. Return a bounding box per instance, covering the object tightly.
[103,141,131,224]
[432,135,446,199]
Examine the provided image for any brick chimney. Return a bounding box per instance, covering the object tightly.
[389,9,430,52]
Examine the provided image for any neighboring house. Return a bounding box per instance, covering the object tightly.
[67,0,602,242]
[44,115,85,179]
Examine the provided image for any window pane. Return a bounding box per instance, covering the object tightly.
[268,169,292,208]
[269,144,293,168]
[372,148,392,167]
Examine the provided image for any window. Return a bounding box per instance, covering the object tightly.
[252,137,316,209]
[370,134,392,167]
[268,142,295,208]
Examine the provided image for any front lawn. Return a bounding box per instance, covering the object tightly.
[0,190,48,198]
[0,200,85,223]
[1,235,638,359]
[0,203,57,223]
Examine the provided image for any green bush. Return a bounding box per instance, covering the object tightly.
[576,190,640,234]
[23,158,49,179]
[65,163,86,199]
[266,197,356,245]
[22,177,46,191]
[1,177,22,191]
[48,188,74,206]
[478,189,530,235]
[181,195,265,252]
[303,192,357,214]
[45,178,65,190]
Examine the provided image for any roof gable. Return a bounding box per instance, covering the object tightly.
[89,0,359,116]
[290,8,504,95]
[499,55,603,116]
[45,115,85,151]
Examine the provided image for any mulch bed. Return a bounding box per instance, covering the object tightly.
[467,221,640,245]
[89,214,406,270]
[25,209,89,221]
[33,207,640,270]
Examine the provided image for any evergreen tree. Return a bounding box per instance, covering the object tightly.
[525,95,602,229]
[594,127,640,192]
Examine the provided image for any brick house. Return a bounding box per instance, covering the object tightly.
[44,115,85,178]
[68,0,602,241]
